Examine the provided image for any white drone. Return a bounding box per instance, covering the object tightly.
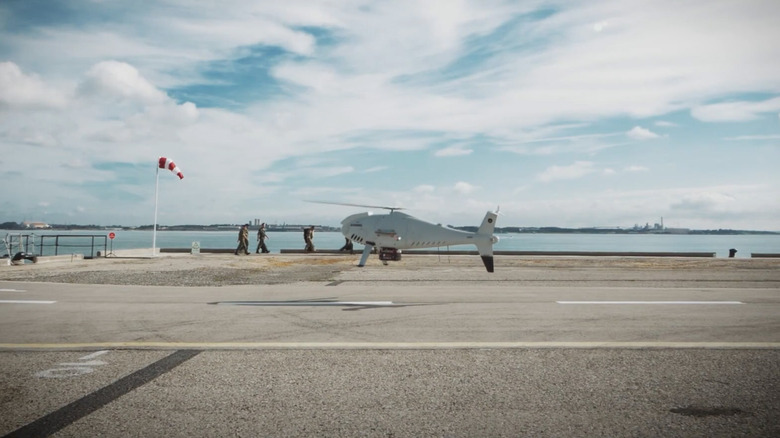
[314,202,499,272]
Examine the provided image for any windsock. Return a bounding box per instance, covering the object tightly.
[158,157,183,179]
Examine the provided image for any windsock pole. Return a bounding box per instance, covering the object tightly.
[152,165,160,257]
[151,157,182,257]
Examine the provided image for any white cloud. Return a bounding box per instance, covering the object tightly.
[497,131,629,156]
[1,1,779,229]
[77,61,166,105]
[62,159,90,169]
[495,184,779,230]
[453,181,477,195]
[306,166,354,178]
[625,165,649,172]
[671,191,736,210]
[434,146,473,157]
[139,101,200,126]
[537,161,596,182]
[0,62,67,109]
[626,126,659,140]
[9,128,59,148]
[691,97,780,122]
[168,15,316,57]
[593,21,609,32]
[724,134,780,141]
[654,120,677,127]
[413,184,436,193]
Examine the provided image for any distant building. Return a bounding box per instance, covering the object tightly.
[23,221,50,229]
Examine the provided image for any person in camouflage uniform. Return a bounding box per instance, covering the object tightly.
[303,226,315,252]
[235,224,250,255]
[255,223,270,254]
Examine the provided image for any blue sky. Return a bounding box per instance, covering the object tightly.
[1,0,779,230]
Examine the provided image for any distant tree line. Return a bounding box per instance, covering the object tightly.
[452,226,779,235]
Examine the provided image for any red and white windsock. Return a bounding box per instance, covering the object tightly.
[158,157,183,179]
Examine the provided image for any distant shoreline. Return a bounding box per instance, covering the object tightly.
[3,226,779,235]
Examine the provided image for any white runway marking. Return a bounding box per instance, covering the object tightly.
[0,300,56,304]
[79,350,109,360]
[557,301,743,305]
[0,289,26,292]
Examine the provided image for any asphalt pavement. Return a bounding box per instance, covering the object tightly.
[1,259,778,437]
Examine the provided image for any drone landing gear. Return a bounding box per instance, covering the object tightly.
[358,244,373,267]
[358,245,402,267]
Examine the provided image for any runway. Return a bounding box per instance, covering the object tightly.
[1,257,779,436]
[0,280,777,346]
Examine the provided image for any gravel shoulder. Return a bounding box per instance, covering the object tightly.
[2,253,779,286]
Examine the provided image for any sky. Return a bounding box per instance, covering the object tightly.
[1,0,779,230]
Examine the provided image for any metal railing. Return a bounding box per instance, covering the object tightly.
[3,233,108,259]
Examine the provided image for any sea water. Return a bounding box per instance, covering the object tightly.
[3,229,779,258]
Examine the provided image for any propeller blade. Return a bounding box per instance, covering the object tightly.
[306,200,405,211]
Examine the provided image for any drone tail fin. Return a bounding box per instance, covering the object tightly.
[475,210,499,273]
[475,241,494,273]
[477,210,498,236]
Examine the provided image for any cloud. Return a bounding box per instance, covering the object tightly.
[1,1,779,229]
[691,97,780,122]
[139,101,200,126]
[625,165,649,172]
[0,62,67,109]
[626,126,659,140]
[497,131,628,156]
[671,191,736,211]
[654,120,677,127]
[5,127,59,148]
[77,61,167,105]
[256,164,354,184]
[62,159,90,169]
[453,181,477,195]
[413,184,436,193]
[593,21,609,32]
[168,15,316,57]
[724,134,780,141]
[537,161,596,182]
[306,166,354,178]
[434,145,473,157]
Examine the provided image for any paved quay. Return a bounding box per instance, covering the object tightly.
[1,254,779,437]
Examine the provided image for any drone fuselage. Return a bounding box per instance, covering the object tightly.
[340,210,499,271]
[342,212,485,249]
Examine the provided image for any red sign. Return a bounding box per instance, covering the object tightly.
[108,232,116,240]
